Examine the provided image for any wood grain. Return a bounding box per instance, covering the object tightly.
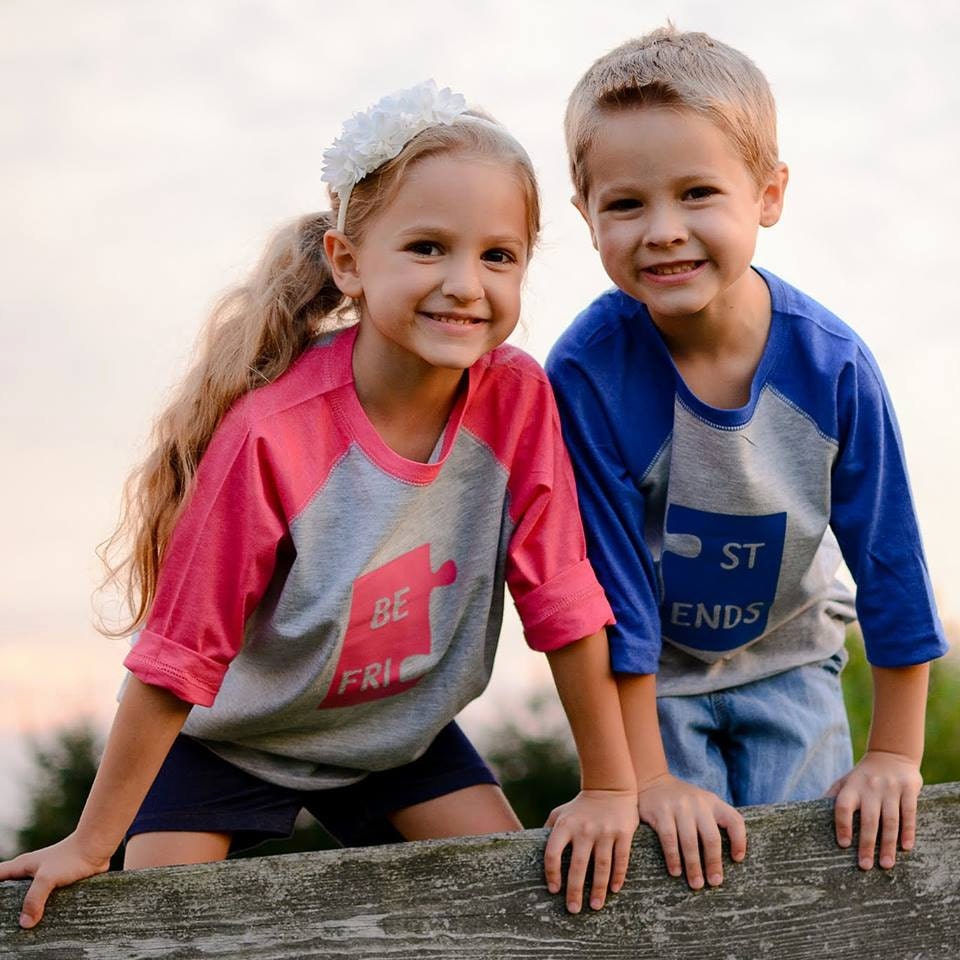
[2,783,958,958]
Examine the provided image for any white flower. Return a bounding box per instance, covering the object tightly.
[321,80,469,202]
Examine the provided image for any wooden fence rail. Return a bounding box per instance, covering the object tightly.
[2,782,958,959]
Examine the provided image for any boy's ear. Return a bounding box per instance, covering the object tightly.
[323,229,364,298]
[571,194,599,250]
[759,162,789,228]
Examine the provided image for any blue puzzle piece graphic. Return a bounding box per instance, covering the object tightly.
[660,505,787,652]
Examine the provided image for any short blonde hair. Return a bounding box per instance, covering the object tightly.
[565,25,779,198]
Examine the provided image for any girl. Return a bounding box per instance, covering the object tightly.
[1,81,638,927]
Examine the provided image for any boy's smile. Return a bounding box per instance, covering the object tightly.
[575,106,786,336]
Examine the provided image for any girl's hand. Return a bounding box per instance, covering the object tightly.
[544,787,638,913]
[0,834,112,928]
[827,750,923,870]
[637,772,746,889]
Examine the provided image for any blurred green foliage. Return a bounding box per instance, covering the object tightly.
[842,630,959,784]
[8,725,123,868]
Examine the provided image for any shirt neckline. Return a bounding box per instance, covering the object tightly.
[328,325,480,483]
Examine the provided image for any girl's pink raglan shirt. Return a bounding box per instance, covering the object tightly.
[124,326,613,789]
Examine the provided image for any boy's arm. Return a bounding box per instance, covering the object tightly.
[543,630,638,914]
[618,673,746,888]
[0,677,192,928]
[828,662,928,869]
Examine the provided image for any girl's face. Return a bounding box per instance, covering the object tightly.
[342,153,530,380]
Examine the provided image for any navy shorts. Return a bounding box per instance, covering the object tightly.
[127,721,497,852]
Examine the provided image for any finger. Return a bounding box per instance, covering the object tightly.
[564,838,593,914]
[717,805,747,863]
[857,793,882,870]
[20,874,55,929]
[877,794,901,869]
[0,855,33,882]
[545,807,559,829]
[588,839,614,910]
[543,825,569,895]
[900,789,918,852]
[676,813,705,890]
[656,819,683,878]
[833,787,857,848]
[610,832,632,894]
[697,816,724,887]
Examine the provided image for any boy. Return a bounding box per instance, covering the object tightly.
[546,26,947,892]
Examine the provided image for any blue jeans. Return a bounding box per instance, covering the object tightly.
[656,653,854,807]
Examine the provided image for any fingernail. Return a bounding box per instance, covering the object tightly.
[590,897,603,910]
[708,873,723,886]
[547,883,559,894]
[838,837,850,848]
[859,857,872,870]
[567,901,581,914]
[19,914,32,929]
[691,877,704,890]
[610,882,622,893]
[880,856,894,869]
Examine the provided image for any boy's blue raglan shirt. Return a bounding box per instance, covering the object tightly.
[547,268,947,696]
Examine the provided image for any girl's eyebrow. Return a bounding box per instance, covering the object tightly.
[396,224,526,247]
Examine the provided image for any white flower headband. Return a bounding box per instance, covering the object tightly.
[321,80,473,232]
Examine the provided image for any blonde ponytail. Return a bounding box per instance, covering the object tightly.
[98,212,353,635]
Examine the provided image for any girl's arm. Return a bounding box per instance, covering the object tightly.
[0,676,192,928]
[542,630,639,914]
[618,673,747,889]
[827,662,928,870]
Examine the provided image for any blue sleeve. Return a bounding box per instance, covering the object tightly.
[830,349,947,667]
[547,352,664,675]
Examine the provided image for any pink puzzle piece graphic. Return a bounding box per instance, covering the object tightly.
[319,543,457,709]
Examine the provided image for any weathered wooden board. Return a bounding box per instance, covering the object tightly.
[2,783,958,959]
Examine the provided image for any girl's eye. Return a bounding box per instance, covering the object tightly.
[482,248,517,264]
[408,241,442,256]
[684,186,716,201]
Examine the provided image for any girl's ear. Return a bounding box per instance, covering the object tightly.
[323,230,364,298]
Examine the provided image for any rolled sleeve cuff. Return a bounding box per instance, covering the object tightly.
[864,631,950,669]
[608,626,662,675]
[123,629,228,707]
[516,560,615,652]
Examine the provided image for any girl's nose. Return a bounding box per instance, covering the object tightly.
[441,258,484,302]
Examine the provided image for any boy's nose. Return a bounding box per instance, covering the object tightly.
[441,259,484,302]
[644,205,688,248]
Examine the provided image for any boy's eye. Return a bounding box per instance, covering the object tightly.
[482,248,518,264]
[684,186,717,201]
[407,241,443,256]
[606,198,642,212]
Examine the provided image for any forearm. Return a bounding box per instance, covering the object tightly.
[616,672,670,785]
[74,676,192,857]
[866,662,929,763]
[546,631,634,791]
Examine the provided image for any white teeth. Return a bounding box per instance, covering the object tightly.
[429,314,478,325]
[649,262,698,275]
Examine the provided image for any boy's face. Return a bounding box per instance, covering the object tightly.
[575,106,787,330]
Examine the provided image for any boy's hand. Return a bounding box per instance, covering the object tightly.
[827,750,923,870]
[0,834,112,928]
[544,788,638,913]
[637,772,746,889]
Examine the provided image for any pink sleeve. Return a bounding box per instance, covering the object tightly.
[501,368,615,652]
[124,409,288,706]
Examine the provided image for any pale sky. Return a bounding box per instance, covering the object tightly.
[1,0,957,836]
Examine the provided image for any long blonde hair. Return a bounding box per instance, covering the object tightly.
[99,113,540,636]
